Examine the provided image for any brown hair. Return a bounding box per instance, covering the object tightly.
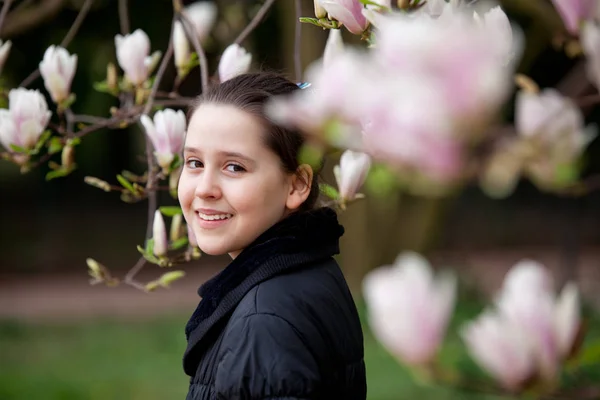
[188,72,320,212]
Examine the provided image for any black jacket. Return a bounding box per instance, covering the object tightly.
[183,207,366,400]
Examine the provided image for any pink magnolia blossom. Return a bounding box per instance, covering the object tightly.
[333,150,371,203]
[152,210,168,257]
[462,260,581,389]
[39,45,78,103]
[218,44,252,83]
[321,0,369,35]
[581,22,600,91]
[115,29,157,85]
[363,252,457,366]
[0,88,51,152]
[140,108,187,172]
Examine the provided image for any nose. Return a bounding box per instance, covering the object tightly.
[194,169,222,200]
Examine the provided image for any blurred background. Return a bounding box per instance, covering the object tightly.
[1,0,600,399]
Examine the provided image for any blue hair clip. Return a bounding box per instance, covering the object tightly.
[296,82,312,89]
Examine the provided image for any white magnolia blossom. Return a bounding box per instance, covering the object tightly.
[39,45,78,103]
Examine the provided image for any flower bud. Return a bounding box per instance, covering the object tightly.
[107,62,118,90]
[320,0,369,35]
[363,252,457,366]
[170,213,183,242]
[114,29,156,86]
[152,210,168,257]
[39,46,78,104]
[0,88,52,152]
[0,40,12,74]
[184,1,218,43]
[314,0,328,19]
[473,6,514,65]
[140,108,187,172]
[323,29,345,68]
[218,44,252,83]
[333,150,371,203]
[173,21,190,76]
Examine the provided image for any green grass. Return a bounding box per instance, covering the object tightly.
[1,296,599,400]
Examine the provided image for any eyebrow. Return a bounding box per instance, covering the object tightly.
[183,147,256,165]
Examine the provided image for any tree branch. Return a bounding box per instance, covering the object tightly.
[294,0,302,82]
[19,0,94,87]
[118,0,129,35]
[0,0,14,34]
[179,12,208,92]
[234,0,276,45]
[0,0,64,38]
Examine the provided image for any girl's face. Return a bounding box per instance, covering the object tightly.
[178,103,306,258]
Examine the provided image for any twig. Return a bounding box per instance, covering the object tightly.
[141,22,175,115]
[64,108,75,136]
[60,0,94,48]
[234,0,276,45]
[0,0,14,34]
[19,0,94,87]
[575,93,600,108]
[71,114,111,124]
[124,256,147,288]
[118,0,129,35]
[178,12,208,92]
[294,0,302,82]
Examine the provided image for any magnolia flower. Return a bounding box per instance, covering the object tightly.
[314,0,327,19]
[0,88,52,152]
[0,40,12,74]
[115,29,157,86]
[323,29,345,68]
[184,1,218,42]
[173,21,191,76]
[363,252,457,366]
[173,1,218,75]
[218,44,252,83]
[550,0,596,34]
[152,210,168,257]
[39,45,78,103]
[321,0,369,35]
[140,108,187,172]
[581,22,600,91]
[333,150,371,203]
[462,260,581,389]
[473,6,515,65]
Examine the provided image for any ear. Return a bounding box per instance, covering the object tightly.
[285,164,314,211]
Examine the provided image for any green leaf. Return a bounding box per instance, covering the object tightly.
[31,130,52,155]
[158,270,186,287]
[145,238,155,255]
[359,0,385,7]
[170,237,189,251]
[319,183,340,200]
[116,174,135,193]
[298,144,323,169]
[299,17,322,27]
[48,137,64,154]
[45,168,71,181]
[159,206,183,217]
[555,163,579,186]
[576,341,600,368]
[9,144,27,153]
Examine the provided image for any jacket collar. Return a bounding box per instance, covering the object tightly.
[183,207,344,376]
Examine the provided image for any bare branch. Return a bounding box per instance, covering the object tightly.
[294,0,302,82]
[179,12,208,92]
[234,0,276,45]
[118,0,129,35]
[0,0,14,34]
[19,0,95,87]
[0,0,64,38]
[124,256,148,287]
[142,24,175,115]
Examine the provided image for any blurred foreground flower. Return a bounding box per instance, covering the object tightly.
[0,39,11,74]
[140,108,187,173]
[320,0,369,35]
[218,44,252,83]
[39,46,77,104]
[462,260,581,392]
[115,29,159,86]
[363,252,457,366]
[0,88,51,155]
[581,21,600,91]
[550,0,597,34]
[333,150,371,205]
[269,6,519,195]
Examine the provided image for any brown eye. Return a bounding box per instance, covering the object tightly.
[225,163,246,173]
[186,160,203,169]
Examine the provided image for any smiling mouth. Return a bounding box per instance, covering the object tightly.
[196,212,233,221]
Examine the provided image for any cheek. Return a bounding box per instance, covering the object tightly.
[177,173,195,210]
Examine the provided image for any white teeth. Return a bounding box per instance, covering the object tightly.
[198,213,232,221]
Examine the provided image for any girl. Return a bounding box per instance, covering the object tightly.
[178,72,366,400]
